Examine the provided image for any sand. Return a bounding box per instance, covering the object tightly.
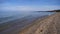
[19,12,60,34]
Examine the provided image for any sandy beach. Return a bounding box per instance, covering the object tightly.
[19,12,60,34]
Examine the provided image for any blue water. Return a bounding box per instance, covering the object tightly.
[0,11,54,24]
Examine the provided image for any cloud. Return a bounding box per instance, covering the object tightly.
[1,6,34,11]
[0,5,60,11]
[0,0,60,11]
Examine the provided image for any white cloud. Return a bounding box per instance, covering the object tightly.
[0,5,60,11]
[1,6,34,11]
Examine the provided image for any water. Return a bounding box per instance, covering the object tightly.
[0,11,54,24]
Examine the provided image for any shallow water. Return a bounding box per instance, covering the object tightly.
[0,11,54,24]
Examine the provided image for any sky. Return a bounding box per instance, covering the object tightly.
[0,0,60,11]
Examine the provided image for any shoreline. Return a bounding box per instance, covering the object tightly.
[0,15,49,34]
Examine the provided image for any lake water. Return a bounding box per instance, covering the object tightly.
[0,11,54,24]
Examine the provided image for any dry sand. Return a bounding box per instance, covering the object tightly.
[19,12,60,34]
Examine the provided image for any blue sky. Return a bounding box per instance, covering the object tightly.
[0,0,60,11]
